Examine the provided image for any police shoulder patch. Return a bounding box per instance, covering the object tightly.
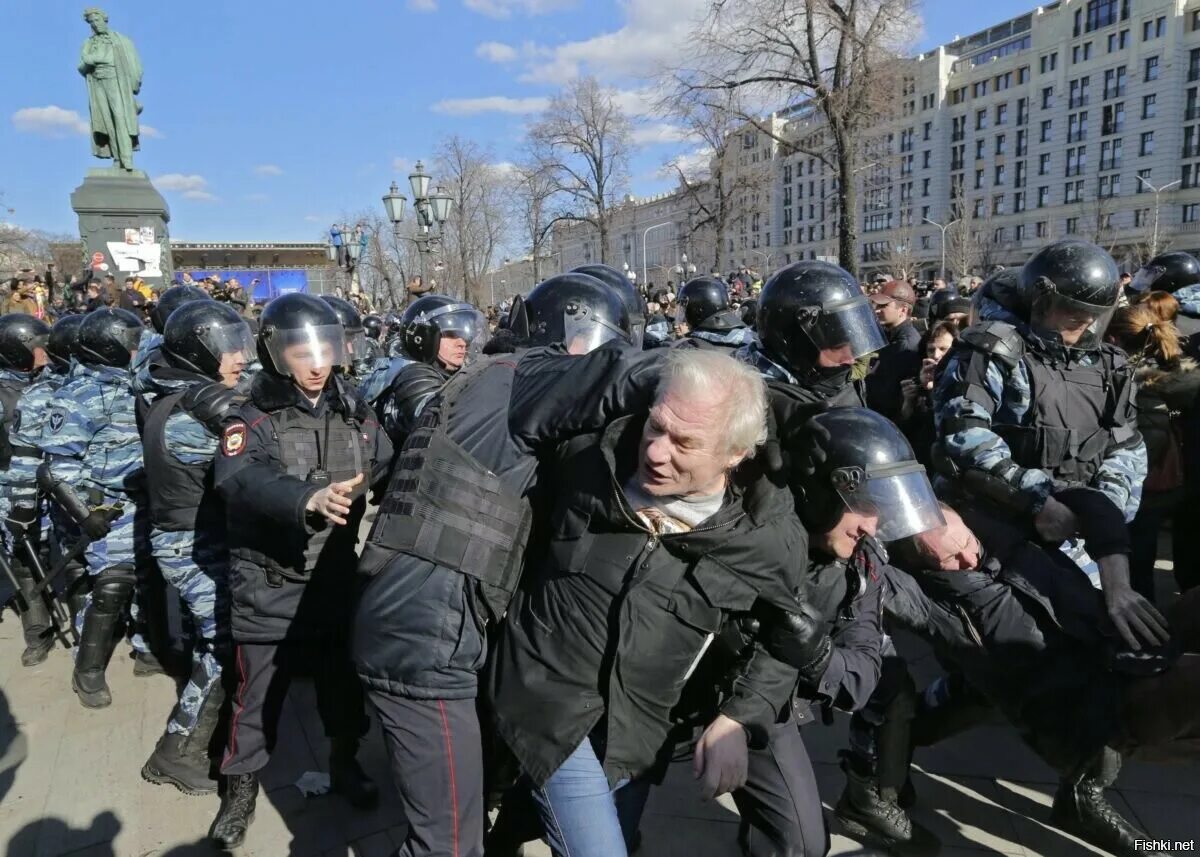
[48,410,66,434]
[221,421,247,457]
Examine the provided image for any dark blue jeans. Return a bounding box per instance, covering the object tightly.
[532,735,650,857]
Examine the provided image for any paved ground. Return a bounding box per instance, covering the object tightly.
[2,567,1198,856]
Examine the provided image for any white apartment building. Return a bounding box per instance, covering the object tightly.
[779,0,1200,280]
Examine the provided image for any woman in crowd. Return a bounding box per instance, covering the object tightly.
[900,320,960,466]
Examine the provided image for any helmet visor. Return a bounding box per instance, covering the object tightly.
[804,296,888,359]
[344,329,370,361]
[205,320,256,363]
[428,305,486,345]
[564,307,630,354]
[266,322,348,374]
[1129,265,1165,294]
[834,462,945,542]
[1031,292,1116,350]
[629,319,646,350]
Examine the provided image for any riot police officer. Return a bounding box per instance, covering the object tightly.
[573,263,647,348]
[0,314,53,666]
[38,308,154,707]
[1131,250,1200,354]
[319,294,373,387]
[377,294,484,448]
[139,301,255,795]
[208,293,392,849]
[133,284,212,377]
[353,272,659,857]
[671,276,752,350]
[739,260,886,407]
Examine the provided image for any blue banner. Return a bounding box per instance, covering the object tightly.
[175,269,309,302]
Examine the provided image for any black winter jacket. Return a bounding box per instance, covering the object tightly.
[488,414,807,787]
[865,319,923,424]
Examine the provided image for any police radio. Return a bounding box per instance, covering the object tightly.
[307,414,333,486]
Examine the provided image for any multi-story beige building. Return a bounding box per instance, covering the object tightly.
[775,0,1200,280]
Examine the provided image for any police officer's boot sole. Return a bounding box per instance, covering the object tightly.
[141,732,218,796]
[71,671,112,709]
[20,639,54,667]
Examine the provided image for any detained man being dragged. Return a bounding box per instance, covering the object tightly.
[487,349,818,857]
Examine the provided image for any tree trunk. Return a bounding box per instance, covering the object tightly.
[835,135,858,278]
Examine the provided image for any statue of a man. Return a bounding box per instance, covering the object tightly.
[78,7,143,172]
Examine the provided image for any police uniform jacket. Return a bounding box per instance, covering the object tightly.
[487,414,808,788]
[215,370,392,643]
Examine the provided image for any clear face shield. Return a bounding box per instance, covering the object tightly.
[832,461,945,543]
[800,296,888,361]
[1030,292,1115,351]
[1129,265,1166,294]
[267,322,348,376]
[204,320,256,364]
[563,305,631,355]
[428,305,487,366]
[344,327,370,363]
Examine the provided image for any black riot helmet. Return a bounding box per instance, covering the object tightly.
[1129,251,1200,295]
[756,261,886,378]
[1021,239,1120,350]
[971,266,1025,323]
[47,314,85,369]
[150,285,212,334]
[163,300,255,380]
[319,295,369,366]
[516,272,631,353]
[796,408,944,543]
[572,264,646,348]
[676,277,733,328]
[257,293,347,378]
[363,313,384,341]
[0,313,51,372]
[400,294,486,367]
[77,307,144,368]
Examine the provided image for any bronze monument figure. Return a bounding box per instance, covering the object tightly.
[78,7,143,172]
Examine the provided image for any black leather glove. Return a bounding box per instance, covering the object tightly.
[760,392,829,479]
[1054,486,1130,558]
[753,600,834,685]
[81,510,113,541]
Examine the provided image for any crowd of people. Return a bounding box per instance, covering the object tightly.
[2,240,1200,857]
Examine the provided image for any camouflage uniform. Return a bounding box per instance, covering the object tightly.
[39,363,149,651]
[357,354,413,413]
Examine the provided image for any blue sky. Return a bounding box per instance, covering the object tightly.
[2,0,1037,244]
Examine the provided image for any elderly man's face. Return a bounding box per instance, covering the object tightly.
[912,507,981,571]
[637,388,745,498]
[814,508,878,560]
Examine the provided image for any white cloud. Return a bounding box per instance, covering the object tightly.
[632,123,692,146]
[476,41,518,62]
[392,157,412,173]
[431,95,550,115]
[184,190,218,202]
[141,124,164,138]
[408,0,437,10]
[304,214,327,223]
[154,173,218,201]
[658,146,713,181]
[12,105,89,137]
[490,161,517,177]
[464,0,574,19]
[517,0,708,85]
[254,164,283,176]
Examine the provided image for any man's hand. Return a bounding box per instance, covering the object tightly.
[81,509,114,540]
[305,474,364,526]
[694,714,748,800]
[1098,554,1170,651]
[1033,496,1078,543]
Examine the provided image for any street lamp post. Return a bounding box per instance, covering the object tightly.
[922,216,960,281]
[1136,176,1182,257]
[673,252,697,284]
[381,160,454,286]
[642,221,672,286]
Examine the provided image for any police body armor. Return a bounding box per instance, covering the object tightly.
[989,335,1134,486]
[367,354,533,621]
[230,404,365,585]
[142,390,220,533]
[0,376,25,470]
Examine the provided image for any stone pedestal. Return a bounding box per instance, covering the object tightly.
[71,168,173,290]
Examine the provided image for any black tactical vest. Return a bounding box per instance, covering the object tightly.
[142,389,215,532]
[994,344,1136,486]
[368,355,533,621]
[0,376,22,471]
[231,403,366,582]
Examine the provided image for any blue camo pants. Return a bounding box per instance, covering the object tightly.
[152,531,229,735]
[73,503,149,655]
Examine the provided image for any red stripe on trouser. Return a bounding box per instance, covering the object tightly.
[437,700,460,857]
[222,644,249,768]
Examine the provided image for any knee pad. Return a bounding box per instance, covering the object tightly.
[92,566,136,612]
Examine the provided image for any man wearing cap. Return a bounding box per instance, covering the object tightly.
[866,280,923,423]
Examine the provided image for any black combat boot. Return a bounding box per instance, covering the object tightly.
[836,754,940,855]
[133,650,166,677]
[1050,748,1167,857]
[209,772,258,850]
[142,683,225,795]
[11,557,54,667]
[63,561,91,623]
[71,576,132,708]
[329,736,379,809]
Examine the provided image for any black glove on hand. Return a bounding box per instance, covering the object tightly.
[753,600,834,684]
[760,391,829,480]
[81,510,113,541]
[1054,486,1130,557]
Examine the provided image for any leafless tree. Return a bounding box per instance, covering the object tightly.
[678,0,916,277]
[878,216,918,280]
[508,155,561,283]
[435,136,510,307]
[529,76,633,265]
[659,88,771,273]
